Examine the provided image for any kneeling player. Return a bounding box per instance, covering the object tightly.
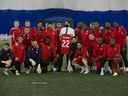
[106,38,122,76]
[0,43,13,75]
[40,36,55,73]
[72,42,89,74]
[92,37,108,75]
[25,41,41,74]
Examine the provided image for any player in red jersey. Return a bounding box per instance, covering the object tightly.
[58,21,75,71]
[40,36,56,73]
[93,22,103,39]
[112,22,127,50]
[86,31,96,68]
[75,22,85,42]
[22,20,36,47]
[34,20,45,46]
[103,22,113,44]
[105,38,122,76]
[80,24,90,48]
[12,37,25,75]
[22,27,36,49]
[44,23,58,49]
[59,32,72,71]
[55,23,63,63]
[92,37,107,75]
[9,20,22,48]
[72,42,89,74]
[43,23,59,71]
[55,22,62,35]
[60,33,72,55]
[22,20,36,37]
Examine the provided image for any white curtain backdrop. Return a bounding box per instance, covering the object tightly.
[0,0,126,10]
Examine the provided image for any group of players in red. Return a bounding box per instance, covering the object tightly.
[0,19,128,76]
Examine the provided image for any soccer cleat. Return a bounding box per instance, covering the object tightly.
[29,58,36,66]
[3,71,9,76]
[25,69,30,74]
[84,70,89,75]
[100,68,104,76]
[53,67,57,72]
[125,67,128,72]
[80,67,85,74]
[67,60,73,72]
[83,67,89,75]
[113,72,118,76]
[15,70,20,76]
[37,64,42,74]
[100,71,104,76]
[83,68,89,75]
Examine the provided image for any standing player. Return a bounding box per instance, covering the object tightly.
[55,22,62,35]
[9,20,22,48]
[34,20,45,46]
[12,37,25,75]
[43,23,58,71]
[75,22,84,42]
[22,20,36,48]
[93,22,103,39]
[59,21,75,71]
[44,23,58,49]
[80,23,90,48]
[112,22,126,50]
[103,22,113,44]
[22,27,35,49]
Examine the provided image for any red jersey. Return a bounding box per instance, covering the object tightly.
[44,28,58,48]
[92,43,106,60]
[75,27,82,42]
[88,33,96,48]
[34,28,45,46]
[22,27,36,48]
[103,28,112,44]
[105,44,120,60]
[93,28,103,39]
[74,47,88,64]
[81,30,90,48]
[40,43,55,61]
[60,34,72,55]
[111,26,126,49]
[12,42,25,63]
[9,27,22,42]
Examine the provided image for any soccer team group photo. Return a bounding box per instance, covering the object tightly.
[0,0,128,96]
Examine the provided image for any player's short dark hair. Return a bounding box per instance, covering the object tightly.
[36,20,45,26]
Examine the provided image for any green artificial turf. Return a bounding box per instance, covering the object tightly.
[0,40,128,96]
[0,72,128,96]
